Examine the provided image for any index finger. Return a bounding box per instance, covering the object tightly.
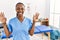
[35,12,39,16]
[0,12,4,17]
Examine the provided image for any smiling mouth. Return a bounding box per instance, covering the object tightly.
[19,13,22,14]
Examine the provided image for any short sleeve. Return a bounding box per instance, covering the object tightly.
[7,22,13,33]
[29,19,32,30]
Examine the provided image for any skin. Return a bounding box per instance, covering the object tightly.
[0,4,39,37]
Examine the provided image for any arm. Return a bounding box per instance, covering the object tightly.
[0,12,11,37]
[29,13,39,36]
[29,22,35,36]
[3,23,11,37]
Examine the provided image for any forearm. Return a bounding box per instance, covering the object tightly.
[29,22,35,36]
[3,23,11,37]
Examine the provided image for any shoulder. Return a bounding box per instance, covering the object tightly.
[9,17,16,23]
[25,17,32,23]
[25,17,31,21]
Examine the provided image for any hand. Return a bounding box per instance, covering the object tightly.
[0,12,7,24]
[33,12,39,23]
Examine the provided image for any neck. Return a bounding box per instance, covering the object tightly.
[17,15,24,22]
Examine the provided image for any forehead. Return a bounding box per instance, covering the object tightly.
[16,4,25,8]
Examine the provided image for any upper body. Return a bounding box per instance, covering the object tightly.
[7,17,32,40]
[0,2,39,40]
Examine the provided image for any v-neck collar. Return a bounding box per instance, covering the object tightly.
[16,17,26,23]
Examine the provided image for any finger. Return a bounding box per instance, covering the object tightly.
[33,14,35,17]
[5,17,7,21]
[0,12,3,17]
[1,12,4,16]
[0,12,2,16]
[35,12,39,16]
[36,13,39,16]
[0,12,5,17]
[33,14,38,19]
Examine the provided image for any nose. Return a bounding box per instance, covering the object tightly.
[19,9,23,13]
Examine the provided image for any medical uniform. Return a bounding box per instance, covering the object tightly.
[7,17,32,40]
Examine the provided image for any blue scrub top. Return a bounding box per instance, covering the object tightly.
[7,17,32,40]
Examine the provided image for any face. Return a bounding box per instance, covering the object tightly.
[16,4,25,16]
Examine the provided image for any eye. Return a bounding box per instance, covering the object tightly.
[21,8,24,10]
[16,7,24,10]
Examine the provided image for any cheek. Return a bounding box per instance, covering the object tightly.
[16,10,20,13]
[23,10,25,12]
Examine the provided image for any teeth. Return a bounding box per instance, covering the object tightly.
[19,13,22,14]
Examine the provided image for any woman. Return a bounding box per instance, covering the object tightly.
[0,2,39,40]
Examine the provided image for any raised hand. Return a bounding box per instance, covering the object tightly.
[0,12,6,24]
[33,12,39,22]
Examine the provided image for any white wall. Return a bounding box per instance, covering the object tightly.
[50,0,60,28]
[0,0,50,23]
